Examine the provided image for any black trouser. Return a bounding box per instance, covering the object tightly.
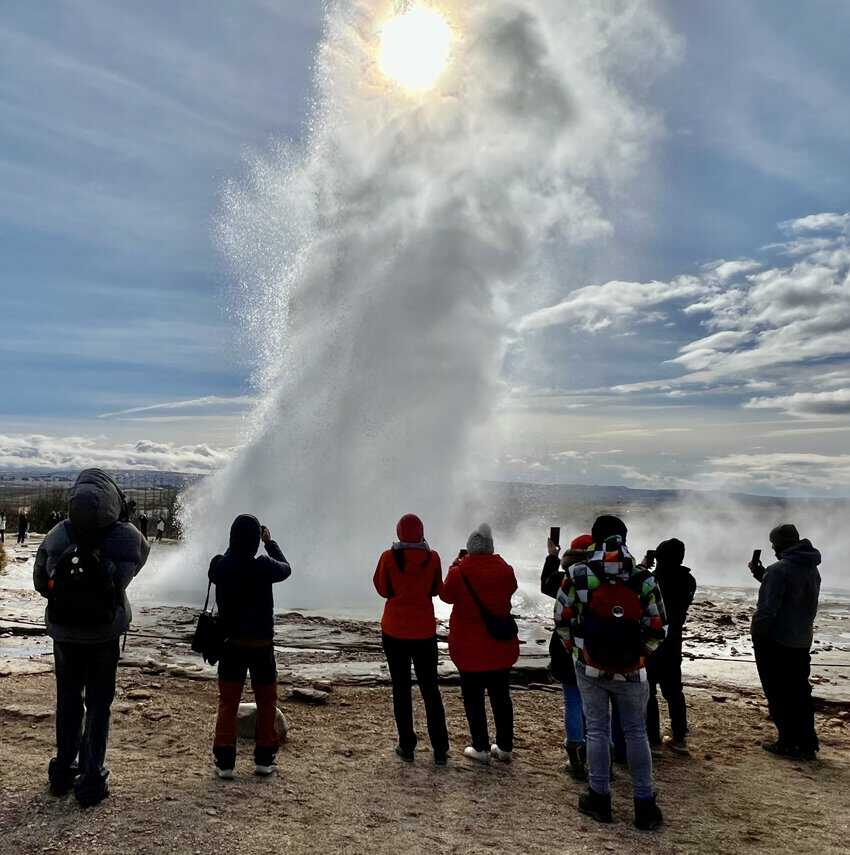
[646,639,687,743]
[459,669,513,752]
[53,639,120,782]
[754,638,818,752]
[382,634,449,755]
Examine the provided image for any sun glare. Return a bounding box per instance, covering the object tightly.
[378,5,452,92]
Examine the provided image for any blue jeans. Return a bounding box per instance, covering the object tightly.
[562,684,585,744]
[576,668,653,799]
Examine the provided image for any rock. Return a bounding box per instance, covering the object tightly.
[126,689,154,701]
[312,680,333,693]
[236,703,289,741]
[287,687,330,705]
[0,704,52,720]
[716,614,734,626]
[711,695,728,703]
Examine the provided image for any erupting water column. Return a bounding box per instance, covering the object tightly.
[154,1,675,606]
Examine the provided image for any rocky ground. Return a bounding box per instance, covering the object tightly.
[2,535,850,853]
[0,669,849,855]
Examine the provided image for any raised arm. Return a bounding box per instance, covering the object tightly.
[261,540,292,583]
[541,553,564,599]
[751,563,786,641]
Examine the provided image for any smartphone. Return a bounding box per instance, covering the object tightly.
[549,527,560,547]
[646,549,656,562]
[752,548,762,565]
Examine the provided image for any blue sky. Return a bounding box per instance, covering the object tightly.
[2,1,850,493]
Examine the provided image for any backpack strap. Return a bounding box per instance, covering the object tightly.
[202,580,214,613]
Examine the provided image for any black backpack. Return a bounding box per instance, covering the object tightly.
[48,537,118,627]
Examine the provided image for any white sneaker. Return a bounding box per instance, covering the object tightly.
[463,746,491,764]
[215,768,234,780]
[254,763,276,777]
[490,744,513,763]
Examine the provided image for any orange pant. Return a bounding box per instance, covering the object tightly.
[213,644,279,764]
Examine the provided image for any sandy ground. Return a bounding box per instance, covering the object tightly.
[1,668,849,855]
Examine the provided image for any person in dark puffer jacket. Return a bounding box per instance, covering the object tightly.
[209,515,291,779]
[749,524,821,760]
[33,468,149,806]
[373,513,448,764]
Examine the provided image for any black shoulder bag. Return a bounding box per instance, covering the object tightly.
[192,582,225,665]
[461,573,519,642]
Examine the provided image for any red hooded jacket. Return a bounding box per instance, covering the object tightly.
[373,548,443,640]
[441,553,519,672]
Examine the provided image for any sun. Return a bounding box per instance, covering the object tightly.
[378,4,453,92]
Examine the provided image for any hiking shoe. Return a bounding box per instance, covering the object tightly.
[48,759,78,797]
[667,737,690,756]
[433,751,448,766]
[395,745,415,763]
[578,787,613,824]
[634,794,663,831]
[215,767,235,780]
[463,746,491,764]
[254,763,276,777]
[565,742,587,781]
[650,742,664,759]
[490,744,512,763]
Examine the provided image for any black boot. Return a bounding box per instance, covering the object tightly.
[578,788,613,824]
[74,769,109,808]
[634,794,663,831]
[48,758,78,797]
[566,741,587,781]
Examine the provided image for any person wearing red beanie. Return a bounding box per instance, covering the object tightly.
[373,514,448,764]
[542,532,593,779]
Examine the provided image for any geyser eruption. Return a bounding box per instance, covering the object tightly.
[154,1,675,606]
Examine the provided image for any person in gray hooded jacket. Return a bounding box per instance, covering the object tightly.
[33,468,149,805]
[749,524,821,759]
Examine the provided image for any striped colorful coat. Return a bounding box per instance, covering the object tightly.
[554,536,667,681]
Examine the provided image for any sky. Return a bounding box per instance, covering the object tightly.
[2,1,850,495]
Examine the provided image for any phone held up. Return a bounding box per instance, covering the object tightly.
[752,548,762,565]
[549,527,560,548]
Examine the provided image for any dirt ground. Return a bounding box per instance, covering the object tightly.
[1,670,848,855]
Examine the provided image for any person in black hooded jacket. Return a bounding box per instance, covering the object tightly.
[209,515,291,779]
[645,538,696,755]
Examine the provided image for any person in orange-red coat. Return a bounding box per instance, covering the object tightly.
[373,514,448,764]
[441,523,519,764]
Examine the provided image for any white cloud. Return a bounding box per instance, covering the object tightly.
[0,434,232,474]
[700,452,850,494]
[98,395,256,419]
[516,276,704,332]
[745,388,850,418]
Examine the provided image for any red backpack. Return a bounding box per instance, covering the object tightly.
[582,552,646,673]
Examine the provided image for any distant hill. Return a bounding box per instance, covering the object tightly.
[0,469,202,489]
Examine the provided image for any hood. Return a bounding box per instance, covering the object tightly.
[396,513,425,544]
[656,538,685,568]
[229,514,262,557]
[779,538,821,567]
[68,468,125,532]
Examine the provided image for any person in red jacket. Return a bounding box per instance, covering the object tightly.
[441,523,519,764]
[373,514,449,764]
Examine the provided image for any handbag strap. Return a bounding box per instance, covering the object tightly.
[461,572,493,621]
[202,580,213,613]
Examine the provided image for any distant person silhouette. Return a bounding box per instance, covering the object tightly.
[155,517,165,542]
[138,512,149,540]
[17,511,28,544]
[0,511,6,543]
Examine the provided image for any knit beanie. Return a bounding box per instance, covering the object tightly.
[467,522,494,555]
[770,524,800,553]
[570,534,594,552]
[396,513,425,544]
[591,515,628,545]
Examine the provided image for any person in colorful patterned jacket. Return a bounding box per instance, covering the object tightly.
[555,514,667,831]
